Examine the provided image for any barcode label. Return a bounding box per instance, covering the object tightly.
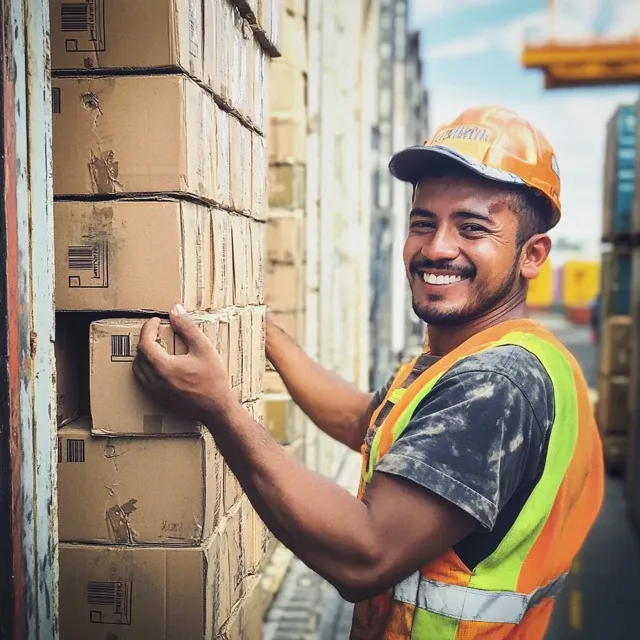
[52,87,61,114]
[67,242,109,289]
[66,439,85,463]
[88,582,118,606]
[68,245,95,271]
[111,335,131,358]
[87,581,132,626]
[62,0,106,54]
[61,3,88,32]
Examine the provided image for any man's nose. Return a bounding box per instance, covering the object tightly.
[421,227,459,262]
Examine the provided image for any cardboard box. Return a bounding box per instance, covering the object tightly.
[231,214,251,306]
[52,75,214,200]
[269,62,305,116]
[214,106,232,208]
[210,208,234,310]
[269,163,306,209]
[229,116,252,213]
[228,311,243,400]
[55,200,210,313]
[600,315,632,376]
[217,575,264,640]
[265,262,304,312]
[269,117,307,163]
[58,418,222,544]
[223,460,243,515]
[55,314,83,427]
[271,310,304,342]
[204,0,230,100]
[265,395,298,444]
[597,374,630,436]
[279,10,307,71]
[264,369,287,394]
[285,0,307,17]
[250,220,266,304]
[240,308,254,401]
[251,307,267,398]
[266,214,305,264]
[50,0,203,79]
[229,10,254,120]
[252,133,268,221]
[90,315,223,436]
[59,534,235,640]
[257,0,280,52]
[245,397,265,427]
[253,45,268,132]
[215,312,232,376]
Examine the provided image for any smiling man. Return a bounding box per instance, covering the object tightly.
[133,106,604,639]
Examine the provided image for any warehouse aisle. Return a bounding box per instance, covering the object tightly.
[262,313,640,639]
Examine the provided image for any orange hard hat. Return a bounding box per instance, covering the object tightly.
[389,105,562,228]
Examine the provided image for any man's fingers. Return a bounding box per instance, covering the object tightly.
[137,317,171,369]
[132,358,150,387]
[169,304,206,353]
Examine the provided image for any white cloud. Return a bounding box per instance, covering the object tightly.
[410,0,506,23]
[427,86,640,262]
[426,2,640,63]
[426,11,546,61]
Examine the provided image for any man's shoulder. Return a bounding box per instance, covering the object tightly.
[444,343,551,382]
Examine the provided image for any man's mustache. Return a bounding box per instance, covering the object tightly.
[410,258,475,280]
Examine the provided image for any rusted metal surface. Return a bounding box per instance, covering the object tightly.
[0,0,58,637]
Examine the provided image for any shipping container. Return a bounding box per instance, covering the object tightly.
[562,260,600,323]
[603,104,637,239]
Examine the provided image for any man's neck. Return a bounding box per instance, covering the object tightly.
[426,302,528,357]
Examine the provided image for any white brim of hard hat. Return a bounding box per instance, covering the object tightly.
[389,144,527,188]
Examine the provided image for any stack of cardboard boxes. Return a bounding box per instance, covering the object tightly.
[51,1,279,637]
[598,104,636,473]
[263,0,307,460]
[597,315,632,472]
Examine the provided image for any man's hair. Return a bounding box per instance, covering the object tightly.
[506,186,553,248]
[411,163,553,248]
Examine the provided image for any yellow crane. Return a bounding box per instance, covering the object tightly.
[521,0,640,88]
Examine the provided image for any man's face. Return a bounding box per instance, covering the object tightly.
[403,175,528,326]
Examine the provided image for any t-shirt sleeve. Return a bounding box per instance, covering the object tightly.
[374,352,552,530]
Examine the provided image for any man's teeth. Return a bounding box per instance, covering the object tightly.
[422,273,464,285]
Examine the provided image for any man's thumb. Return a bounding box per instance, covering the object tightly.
[169,304,204,352]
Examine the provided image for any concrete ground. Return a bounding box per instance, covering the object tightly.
[263,313,640,639]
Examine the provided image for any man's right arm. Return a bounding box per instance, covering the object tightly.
[265,313,378,451]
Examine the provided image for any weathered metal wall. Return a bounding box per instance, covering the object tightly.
[0,0,58,637]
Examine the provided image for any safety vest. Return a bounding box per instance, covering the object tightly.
[351,318,604,639]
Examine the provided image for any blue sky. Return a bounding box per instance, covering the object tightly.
[409,0,640,263]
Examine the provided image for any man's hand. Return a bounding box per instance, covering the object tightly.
[132,304,238,423]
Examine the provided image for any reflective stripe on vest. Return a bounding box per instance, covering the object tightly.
[393,571,568,624]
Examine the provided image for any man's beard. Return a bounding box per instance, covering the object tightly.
[412,259,522,327]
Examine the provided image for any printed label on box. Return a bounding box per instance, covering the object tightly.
[60,0,106,53]
[87,580,132,625]
[67,241,109,289]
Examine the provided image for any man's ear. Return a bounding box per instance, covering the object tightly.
[520,234,552,281]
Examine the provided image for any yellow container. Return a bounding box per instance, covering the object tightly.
[526,258,553,309]
[562,260,600,308]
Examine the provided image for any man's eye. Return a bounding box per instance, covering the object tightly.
[411,221,433,229]
[461,224,486,233]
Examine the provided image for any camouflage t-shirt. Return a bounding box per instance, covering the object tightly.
[370,345,555,570]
